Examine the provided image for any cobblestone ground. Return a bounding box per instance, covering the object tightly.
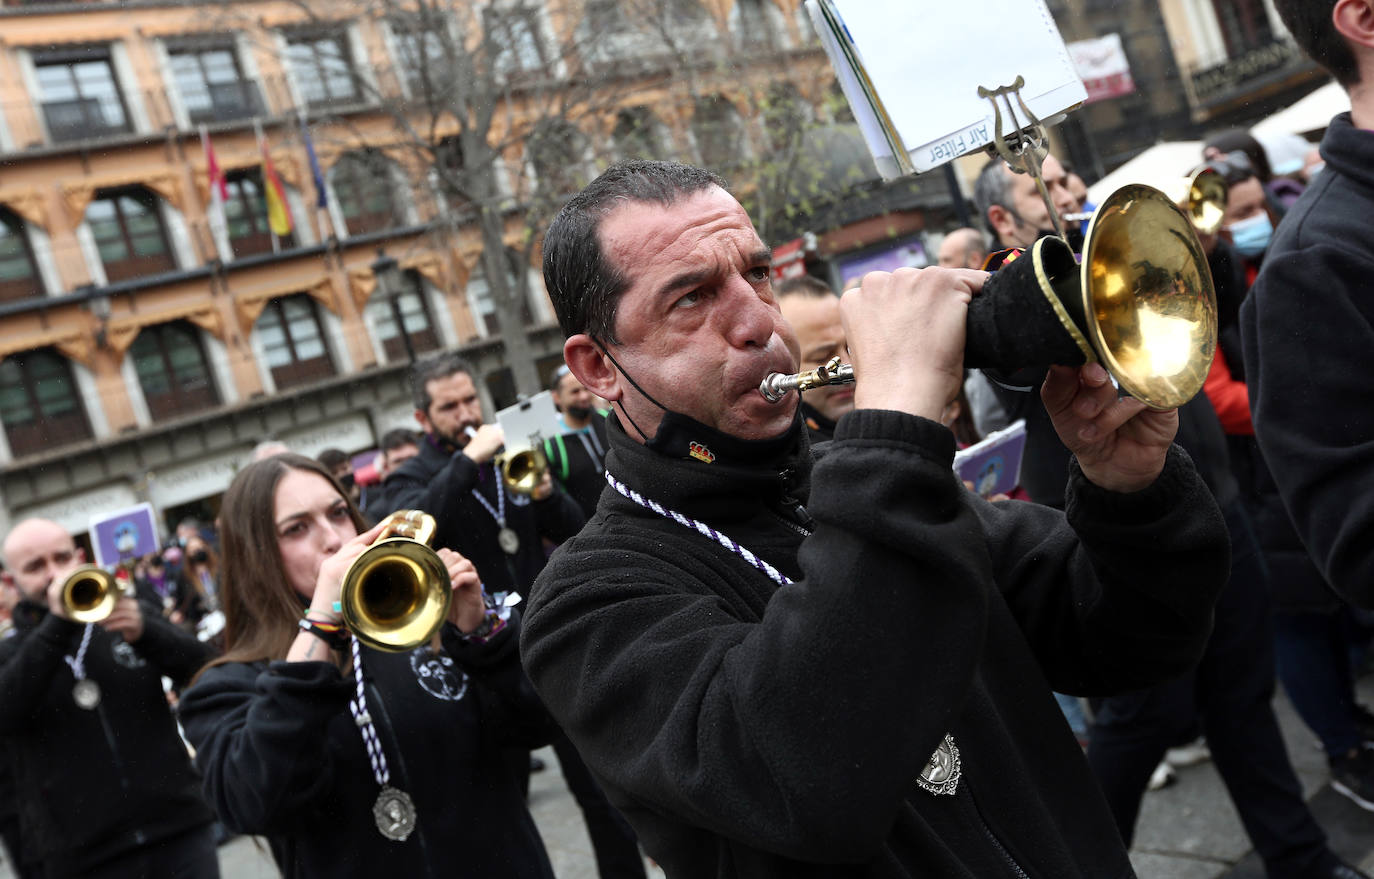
[4,680,1372,878]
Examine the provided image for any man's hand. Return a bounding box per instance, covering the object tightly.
[529,470,555,501]
[438,549,486,634]
[841,267,986,422]
[462,424,505,465]
[1042,363,1178,493]
[100,596,144,643]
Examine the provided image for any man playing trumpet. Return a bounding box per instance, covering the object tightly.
[521,159,1232,877]
[0,518,217,878]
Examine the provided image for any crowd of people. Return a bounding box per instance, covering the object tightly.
[0,0,1370,876]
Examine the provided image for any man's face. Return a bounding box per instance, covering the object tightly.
[597,187,799,441]
[3,521,78,602]
[416,371,483,448]
[778,294,853,423]
[991,155,1077,250]
[383,442,419,475]
[1222,177,1267,227]
[553,373,595,420]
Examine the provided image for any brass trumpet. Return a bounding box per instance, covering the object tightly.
[61,566,132,623]
[761,183,1217,412]
[339,510,451,652]
[464,426,549,496]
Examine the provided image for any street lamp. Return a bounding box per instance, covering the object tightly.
[371,248,415,363]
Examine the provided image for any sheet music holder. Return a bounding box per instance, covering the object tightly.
[804,0,1087,178]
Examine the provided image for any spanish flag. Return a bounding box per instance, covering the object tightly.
[254,122,294,237]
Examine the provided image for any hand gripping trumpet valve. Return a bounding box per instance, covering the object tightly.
[339,510,452,652]
[61,566,133,623]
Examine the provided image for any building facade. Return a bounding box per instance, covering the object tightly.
[0,0,882,541]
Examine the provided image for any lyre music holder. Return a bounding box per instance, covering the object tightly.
[978,76,1066,242]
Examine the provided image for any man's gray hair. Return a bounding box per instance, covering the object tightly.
[972,159,1015,237]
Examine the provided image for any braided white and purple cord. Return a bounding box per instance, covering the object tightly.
[347,636,390,787]
[63,622,95,681]
[604,471,793,587]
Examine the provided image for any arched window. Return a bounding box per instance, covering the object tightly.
[86,187,175,283]
[692,95,745,172]
[0,209,44,303]
[0,348,93,457]
[365,269,440,362]
[129,321,220,420]
[332,151,407,236]
[255,295,335,389]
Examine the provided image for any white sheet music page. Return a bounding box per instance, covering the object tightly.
[808,0,1086,177]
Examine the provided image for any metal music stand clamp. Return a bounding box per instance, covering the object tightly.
[978,76,1065,241]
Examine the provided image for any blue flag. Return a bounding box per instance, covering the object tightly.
[300,117,328,209]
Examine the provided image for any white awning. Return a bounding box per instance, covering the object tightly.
[1087,141,1203,206]
[1252,81,1346,138]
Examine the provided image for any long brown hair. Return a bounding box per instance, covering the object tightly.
[200,453,366,676]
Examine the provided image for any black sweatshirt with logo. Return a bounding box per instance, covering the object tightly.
[179,616,557,878]
[521,410,1230,878]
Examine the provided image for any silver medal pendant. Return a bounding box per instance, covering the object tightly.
[373,785,417,841]
[916,734,961,796]
[497,526,520,555]
[72,678,101,710]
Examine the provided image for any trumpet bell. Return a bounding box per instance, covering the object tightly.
[1081,184,1217,410]
[501,446,548,496]
[340,511,451,653]
[62,565,121,623]
[1152,167,1228,236]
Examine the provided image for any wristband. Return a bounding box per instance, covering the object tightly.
[460,610,506,644]
[298,617,348,650]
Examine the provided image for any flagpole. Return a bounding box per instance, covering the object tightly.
[253,117,281,255]
[298,108,333,244]
[198,124,230,262]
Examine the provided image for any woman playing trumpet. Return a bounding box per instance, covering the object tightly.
[178,453,556,877]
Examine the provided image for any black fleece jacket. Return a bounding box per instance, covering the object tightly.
[384,436,585,596]
[1241,112,1374,608]
[0,602,215,878]
[178,616,557,878]
[520,410,1230,878]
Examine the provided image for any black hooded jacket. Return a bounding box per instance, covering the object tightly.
[521,409,1229,878]
[383,436,585,597]
[1241,112,1374,608]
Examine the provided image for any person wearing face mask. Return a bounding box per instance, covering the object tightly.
[177,454,557,877]
[1209,150,1277,285]
[543,363,611,520]
[521,159,1235,879]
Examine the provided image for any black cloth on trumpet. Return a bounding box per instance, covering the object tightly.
[179,615,557,879]
[0,602,216,878]
[520,410,1230,878]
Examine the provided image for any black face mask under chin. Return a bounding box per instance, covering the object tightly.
[566,404,593,421]
[593,337,801,465]
[644,406,803,466]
